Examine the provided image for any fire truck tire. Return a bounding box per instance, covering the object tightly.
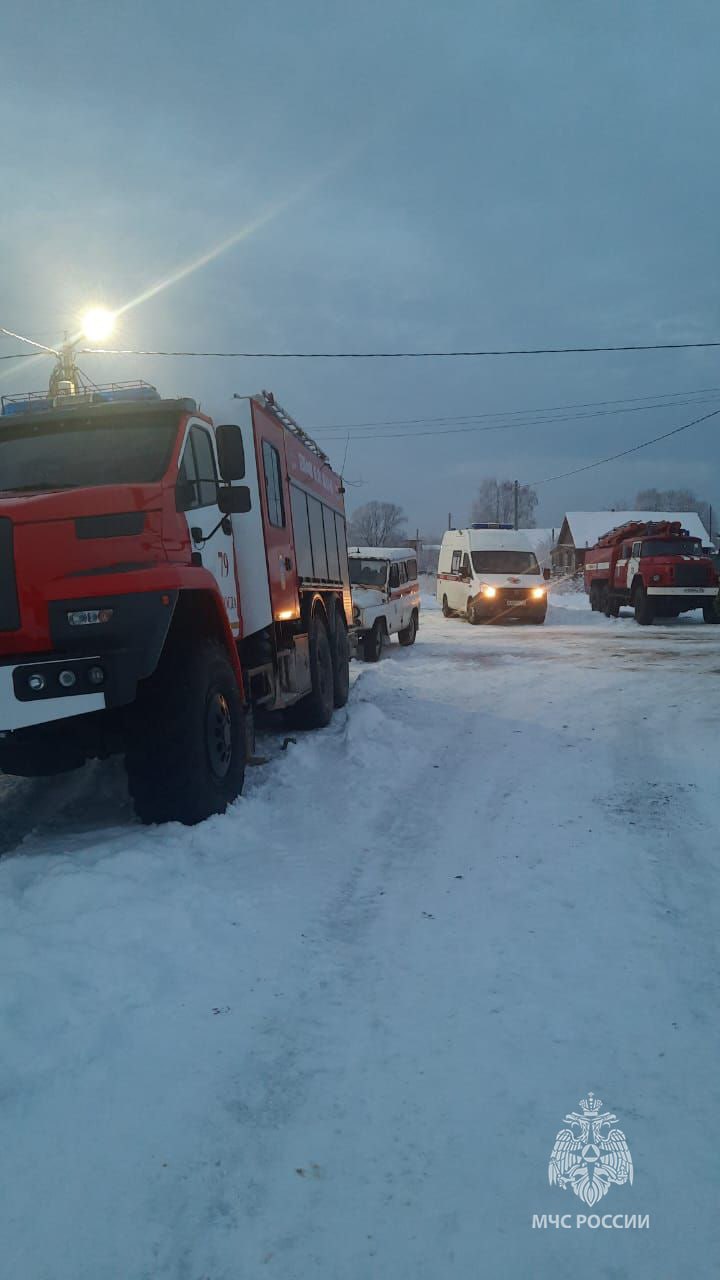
[331,616,351,706]
[398,611,418,645]
[703,601,720,623]
[125,639,246,825]
[442,594,455,618]
[287,614,335,726]
[362,620,385,662]
[632,584,654,626]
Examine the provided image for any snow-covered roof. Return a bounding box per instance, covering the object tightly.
[561,511,710,548]
[348,546,417,561]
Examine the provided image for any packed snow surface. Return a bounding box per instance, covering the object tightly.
[1,591,719,1278]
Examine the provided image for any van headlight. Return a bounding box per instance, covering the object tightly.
[480,584,497,598]
[531,586,546,599]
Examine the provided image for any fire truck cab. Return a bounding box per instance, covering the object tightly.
[584,519,719,624]
[0,382,352,824]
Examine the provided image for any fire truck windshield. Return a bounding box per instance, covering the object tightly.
[349,558,388,587]
[641,539,702,557]
[471,550,540,574]
[0,414,179,493]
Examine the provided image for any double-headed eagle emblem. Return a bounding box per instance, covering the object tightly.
[548,1093,633,1207]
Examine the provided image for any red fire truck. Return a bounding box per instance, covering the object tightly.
[0,381,352,823]
[584,519,719,625]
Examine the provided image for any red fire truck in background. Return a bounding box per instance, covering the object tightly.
[0,381,352,824]
[584,519,719,625]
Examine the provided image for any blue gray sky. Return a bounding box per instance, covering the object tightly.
[3,0,720,533]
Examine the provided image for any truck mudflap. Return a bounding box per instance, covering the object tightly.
[0,590,179,732]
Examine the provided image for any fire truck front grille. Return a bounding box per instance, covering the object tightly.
[0,517,20,631]
[674,564,709,587]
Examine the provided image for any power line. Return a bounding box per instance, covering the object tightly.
[313,394,720,442]
[527,404,720,487]
[313,385,720,432]
[79,339,720,358]
[0,352,43,361]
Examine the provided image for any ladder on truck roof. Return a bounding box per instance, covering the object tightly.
[239,390,330,465]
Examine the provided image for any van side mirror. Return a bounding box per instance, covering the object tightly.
[543,567,551,580]
[218,484,251,515]
[215,425,246,480]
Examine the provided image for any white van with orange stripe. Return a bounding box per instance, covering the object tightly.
[348,547,420,661]
[437,525,549,624]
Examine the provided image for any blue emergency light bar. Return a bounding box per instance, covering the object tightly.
[470,522,515,530]
[1,381,161,417]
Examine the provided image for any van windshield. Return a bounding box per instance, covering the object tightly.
[349,558,387,587]
[471,550,540,574]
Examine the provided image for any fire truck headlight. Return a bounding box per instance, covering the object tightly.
[58,670,77,689]
[67,608,114,626]
[652,573,661,583]
[531,586,546,599]
[480,584,497,598]
[27,673,46,692]
[81,307,115,342]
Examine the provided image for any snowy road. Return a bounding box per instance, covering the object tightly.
[2,593,719,1279]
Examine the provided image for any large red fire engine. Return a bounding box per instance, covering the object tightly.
[584,519,719,624]
[0,379,352,823]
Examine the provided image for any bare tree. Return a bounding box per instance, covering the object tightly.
[614,488,714,538]
[348,501,408,546]
[470,478,538,528]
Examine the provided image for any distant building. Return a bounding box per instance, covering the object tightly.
[552,511,711,577]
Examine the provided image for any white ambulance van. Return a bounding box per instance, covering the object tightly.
[436,524,549,624]
[348,547,421,661]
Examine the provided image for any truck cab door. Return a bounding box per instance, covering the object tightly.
[178,422,240,634]
[627,540,642,592]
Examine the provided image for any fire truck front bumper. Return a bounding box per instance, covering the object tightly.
[0,589,179,732]
[0,656,107,731]
[646,586,718,596]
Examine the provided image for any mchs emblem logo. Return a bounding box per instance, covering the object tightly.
[549,1094,633,1207]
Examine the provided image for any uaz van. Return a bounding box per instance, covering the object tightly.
[437,525,549,624]
[349,547,420,660]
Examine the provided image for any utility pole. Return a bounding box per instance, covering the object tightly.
[513,479,519,530]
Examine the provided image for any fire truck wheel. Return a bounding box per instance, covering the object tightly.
[287,614,335,727]
[363,620,384,662]
[442,594,455,618]
[398,611,418,645]
[632,584,654,626]
[125,639,246,825]
[331,617,351,706]
[703,601,720,623]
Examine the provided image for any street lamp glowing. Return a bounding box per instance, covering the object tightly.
[81,307,115,343]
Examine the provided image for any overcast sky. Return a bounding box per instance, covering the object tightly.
[3,0,720,534]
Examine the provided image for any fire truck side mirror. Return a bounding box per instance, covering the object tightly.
[217,484,251,515]
[215,425,246,480]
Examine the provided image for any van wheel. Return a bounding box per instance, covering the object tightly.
[442,594,455,618]
[126,637,246,825]
[363,620,384,662]
[331,615,351,705]
[398,612,417,646]
[467,598,481,625]
[287,613,335,728]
